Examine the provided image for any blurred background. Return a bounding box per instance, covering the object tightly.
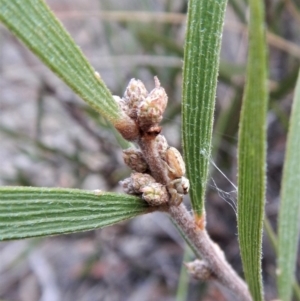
[0,0,300,300]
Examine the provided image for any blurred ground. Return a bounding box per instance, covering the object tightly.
[0,0,300,300]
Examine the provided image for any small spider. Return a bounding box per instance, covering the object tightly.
[163,147,190,205]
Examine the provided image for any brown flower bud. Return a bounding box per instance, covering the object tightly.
[137,76,168,131]
[141,182,168,206]
[113,95,140,141]
[164,147,186,180]
[123,148,148,173]
[130,173,156,192]
[114,115,139,141]
[120,173,156,195]
[124,78,148,119]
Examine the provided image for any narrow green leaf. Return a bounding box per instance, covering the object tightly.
[264,217,300,301]
[175,245,193,301]
[0,187,149,240]
[277,69,300,301]
[237,0,268,300]
[182,0,228,219]
[0,0,120,122]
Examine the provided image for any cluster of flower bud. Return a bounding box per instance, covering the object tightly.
[121,134,189,206]
[115,76,168,134]
[117,77,189,207]
[121,138,169,206]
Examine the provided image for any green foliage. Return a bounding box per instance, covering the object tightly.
[0,0,299,300]
[277,69,300,301]
[182,0,228,218]
[237,0,268,299]
[0,187,148,240]
[0,0,120,122]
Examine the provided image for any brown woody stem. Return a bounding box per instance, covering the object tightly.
[138,133,252,301]
[169,204,252,301]
[138,134,169,185]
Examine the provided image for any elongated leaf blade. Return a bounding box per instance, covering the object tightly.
[277,69,300,301]
[237,0,268,300]
[182,0,228,222]
[0,0,120,122]
[0,187,149,240]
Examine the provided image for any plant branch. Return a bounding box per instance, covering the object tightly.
[138,134,168,185]
[137,133,252,300]
[117,77,252,301]
[169,204,252,301]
